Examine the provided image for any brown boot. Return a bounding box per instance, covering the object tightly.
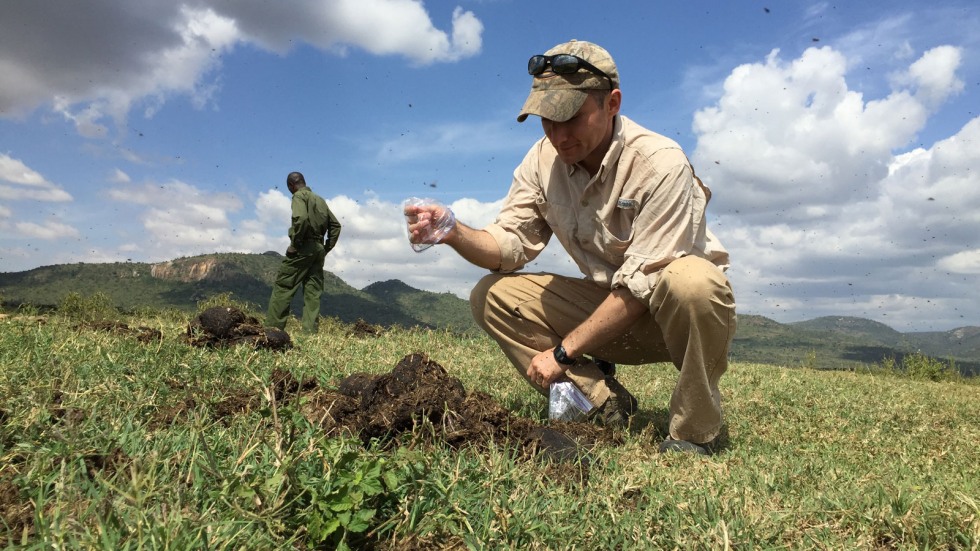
[590,376,638,429]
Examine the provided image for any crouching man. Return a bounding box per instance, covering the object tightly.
[405,40,736,455]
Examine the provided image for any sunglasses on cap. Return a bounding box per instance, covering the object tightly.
[527,54,614,89]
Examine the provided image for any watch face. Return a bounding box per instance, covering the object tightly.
[554,344,575,365]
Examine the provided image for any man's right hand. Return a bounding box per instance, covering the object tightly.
[404,203,456,247]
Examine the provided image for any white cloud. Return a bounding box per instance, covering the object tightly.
[0,153,73,202]
[107,178,244,255]
[895,45,964,108]
[691,46,947,220]
[110,169,131,184]
[692,43,976,331]
[938,250,980,275]
[229,1,482,63]
[0,0,483,135]
[14,221,81,240]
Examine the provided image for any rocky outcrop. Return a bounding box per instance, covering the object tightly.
[150,257,234,282]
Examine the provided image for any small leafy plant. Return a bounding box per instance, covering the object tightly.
[289,437,405,549]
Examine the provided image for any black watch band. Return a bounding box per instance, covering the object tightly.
[553,344,576,366]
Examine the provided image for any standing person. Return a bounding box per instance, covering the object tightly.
[405,40,736,455]
[266,171,342,334]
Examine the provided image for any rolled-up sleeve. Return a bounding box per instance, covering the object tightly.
[483,146,554,273]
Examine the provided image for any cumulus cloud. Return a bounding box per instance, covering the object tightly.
[110,169,131,184]
[228,1,481,63]
[0,0,482,135]
[107,178,243,252]
[0,153,73,202]
[938,250,980,275]
[895,45,964,108]
[14,221,81,240]
[691,44,977,330]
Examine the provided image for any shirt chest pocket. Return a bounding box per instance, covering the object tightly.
[596,220,632,264]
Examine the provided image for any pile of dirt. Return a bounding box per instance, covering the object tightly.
[183,306,291,350]
[300,353,622,466]
[349,319,384,337]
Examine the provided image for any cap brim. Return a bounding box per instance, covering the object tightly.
[517,88,590,123]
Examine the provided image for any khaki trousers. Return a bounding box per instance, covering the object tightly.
[469,255,736,443]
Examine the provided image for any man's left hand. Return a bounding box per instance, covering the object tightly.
[527,349,567,388]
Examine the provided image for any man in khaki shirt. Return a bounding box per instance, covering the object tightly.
[406,40,736,455]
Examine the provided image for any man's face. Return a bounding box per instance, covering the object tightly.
[540,91,619,168]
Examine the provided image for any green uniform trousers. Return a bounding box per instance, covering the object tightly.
[266,241,327,333]
[469,256,736,444]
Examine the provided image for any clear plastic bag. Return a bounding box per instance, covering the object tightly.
[548,379,595,422]
[402,197,456,252]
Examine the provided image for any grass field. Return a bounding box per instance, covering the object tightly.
[1,308,978,549]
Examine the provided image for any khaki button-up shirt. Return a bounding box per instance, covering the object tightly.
[484,115,729,305]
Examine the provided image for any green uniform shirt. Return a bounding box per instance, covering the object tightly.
[289,187,342,252]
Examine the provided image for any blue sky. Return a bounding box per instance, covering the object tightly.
[2,1,978,333]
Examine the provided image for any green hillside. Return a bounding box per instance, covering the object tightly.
[362,280,480,335]
[0,253,423,330]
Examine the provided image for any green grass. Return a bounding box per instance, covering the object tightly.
[1,310,978,549]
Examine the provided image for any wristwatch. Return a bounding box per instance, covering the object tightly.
[553,343,576,366]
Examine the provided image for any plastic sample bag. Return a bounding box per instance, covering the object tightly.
[548,379,594,422]
[402,197,456,252]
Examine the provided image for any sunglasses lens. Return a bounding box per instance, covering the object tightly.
[528,55,547,76]
[549,54,579,74]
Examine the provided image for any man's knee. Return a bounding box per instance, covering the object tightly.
[658,256,735,315]
[469,273,507,327]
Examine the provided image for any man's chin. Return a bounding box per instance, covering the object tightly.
[556,150,583,166]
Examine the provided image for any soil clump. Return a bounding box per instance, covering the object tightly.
[183,306,291,350]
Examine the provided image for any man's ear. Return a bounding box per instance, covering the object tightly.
[607,89,622,116]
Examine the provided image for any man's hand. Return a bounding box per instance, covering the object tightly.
[527,348,568,388]
[403,203,455,247]
[286,245,298,258]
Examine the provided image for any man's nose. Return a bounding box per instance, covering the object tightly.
[547,120,570,142]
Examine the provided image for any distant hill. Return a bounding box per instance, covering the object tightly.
[361,280,478,335]
[0,252,477,335]
[1,253,976,374]
[791,316,904,343]
[732,314,980,376]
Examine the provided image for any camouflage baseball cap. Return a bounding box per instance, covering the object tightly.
[517,39,619,123]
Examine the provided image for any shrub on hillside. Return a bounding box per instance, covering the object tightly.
[58,291,116,322]
[903,352,957,382]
